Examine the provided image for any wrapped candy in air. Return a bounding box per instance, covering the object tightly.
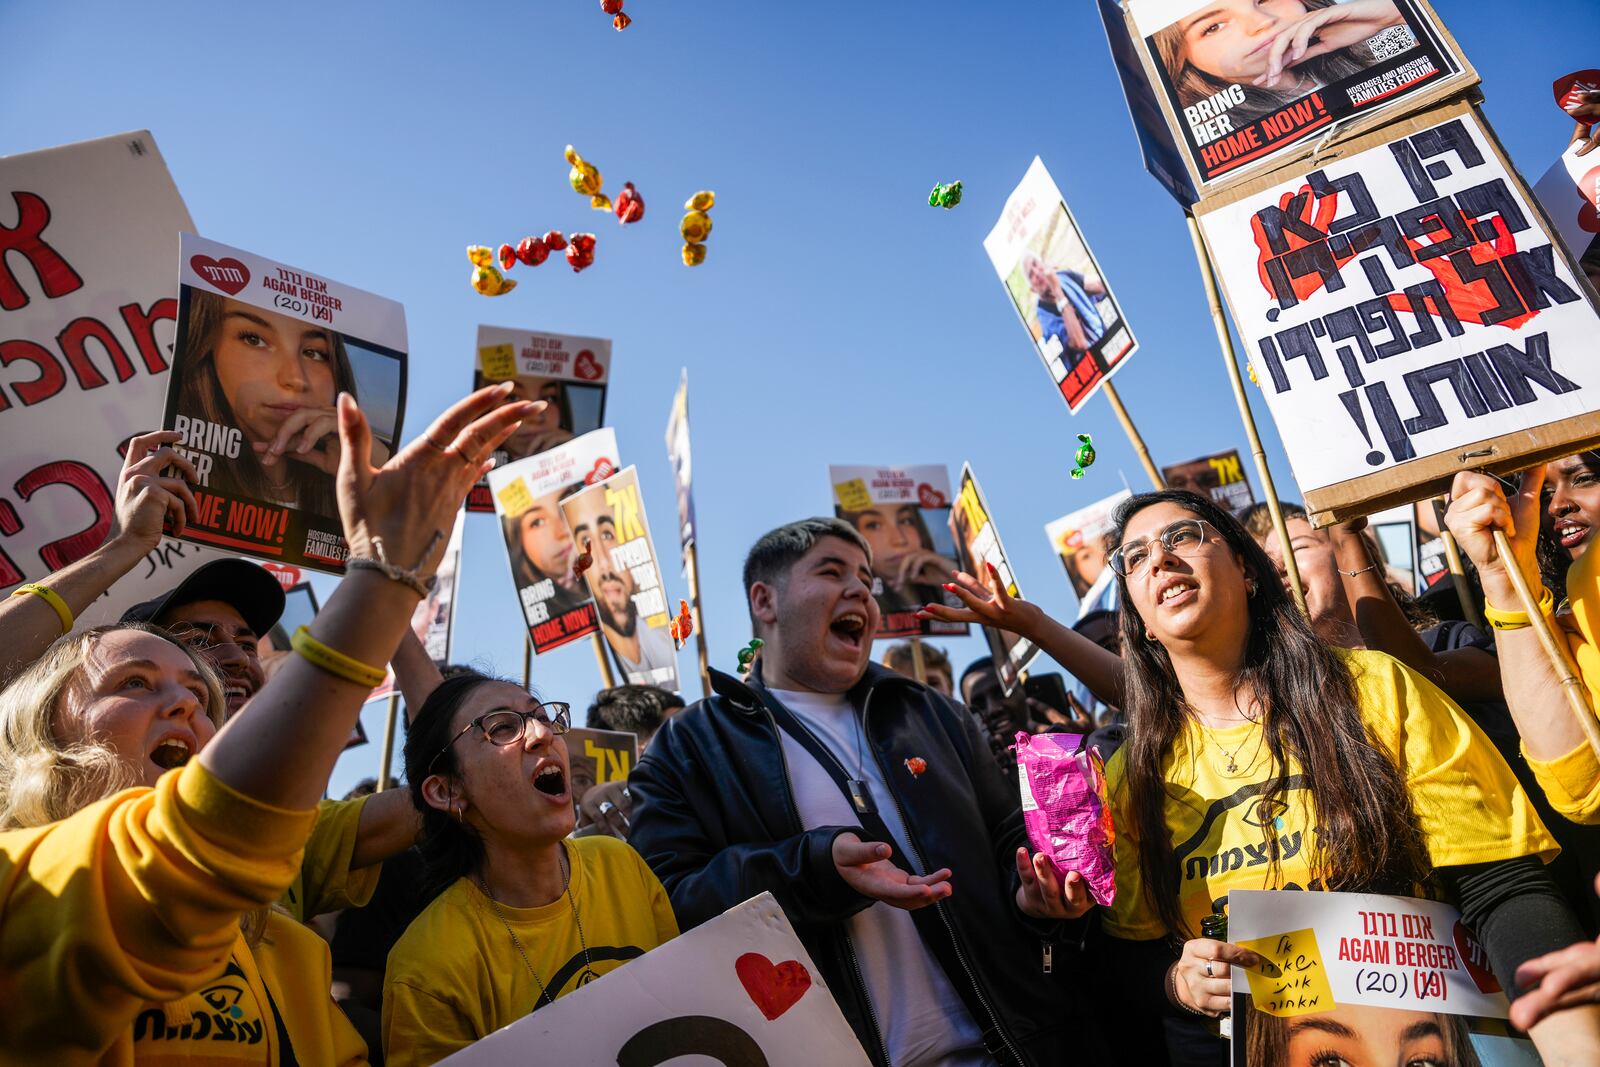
[1014,731,1115,906]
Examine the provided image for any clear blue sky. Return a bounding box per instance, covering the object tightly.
[3,1,1591,796]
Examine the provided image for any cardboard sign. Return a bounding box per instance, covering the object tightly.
[1125,0,1474,198]
[560,466,680,692]
[161,235,408,572]
[488,428,618,654]
[1228,890,1533,1065]
[0,131,237,624]
[439,892,869,1065]
[827,464,968,640]
[1096,0,1198,207]
[664,368,697,567]
[984,158,1139,415]
[951,464,1038,695]
[1198,102,1600,524]
[565,727,639,801]
[464,324,610,512]
[1163,448,1257,513]
[1045,489,1131,616]
[1532,140,1600,269]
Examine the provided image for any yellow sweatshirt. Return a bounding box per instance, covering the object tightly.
[0,760,316,1063]
[382,836,677,1067]
[280,795,381,923]
[1527,541,1600,822]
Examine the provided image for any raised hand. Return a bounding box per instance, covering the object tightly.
[918,562,1044,641]
[831,832,953,911]
[1442,468,1544,592]
[1013,848,1093,920]
[113,430,201,546]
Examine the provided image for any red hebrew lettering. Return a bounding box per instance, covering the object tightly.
[1251,186,1357,305]
[16,460,114,569]
[0,500,24,588]
[57,316,135,390]
[0,339,68,410]
[120,298,178,374]
[0,192,85,311]
[1386,213,1535,331]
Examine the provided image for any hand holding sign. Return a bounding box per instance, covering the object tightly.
[830,832,953,911]
[1441,467,1544,603]
[117,430,201,545]
[1175,937,1267,1017]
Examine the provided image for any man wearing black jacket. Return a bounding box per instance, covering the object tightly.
[629,518,1107,1066]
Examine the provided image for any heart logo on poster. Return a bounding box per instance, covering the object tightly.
[734,952,811,1021]
[573,349,604,381]
[1579,167,1600,234]
[1452,921,1501,994]
[189,255,251,296]
[585,458,617,485]
[917,483,947,509]
[260,562,303,591]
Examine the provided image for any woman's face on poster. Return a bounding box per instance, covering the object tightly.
[211,298,338,446]
[1284,1005,1457,1067]
[1072,543,1107,587]
[505,377,566,454]
[1180,0,1309,82]
[854,506,921,581]
[517,492,576,586]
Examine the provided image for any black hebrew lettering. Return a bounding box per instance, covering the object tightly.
[1403,360,1490,435]
[1396,198,1474,262]
[1397,280,1464,348]
[1502,245,1582,311]
[1389,119,1485,202]
[616,1016,770,1067]
[1487,333,1578,404]
[1307,167,1379,234]
[1456,179,1529,240]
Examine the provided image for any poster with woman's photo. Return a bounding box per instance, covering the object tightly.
[1229,889,1537,1066]
[984,158,1138,415]
[828,465,968,640]
[951,464,1039,695]
[1126,0,1472,195]
[488,428,619,655]
[465,325,610,512]
[161,235,407,573]
[559,466,680,692]
[1045,489,1132,619]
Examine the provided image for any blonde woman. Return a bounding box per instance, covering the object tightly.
[0,384,534,1063]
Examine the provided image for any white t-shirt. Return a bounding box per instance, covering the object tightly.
[769,688,991,1067]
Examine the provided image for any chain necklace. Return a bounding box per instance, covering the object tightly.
[478,844,599,1010]
[1193,693,1266,777]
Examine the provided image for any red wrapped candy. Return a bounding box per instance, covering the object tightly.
[905,757,927,777]
[612,12,631,29]
[566,233,597,272]
[573,550,593,579]
[515,236,549,267]
[600,0,622,12]
[543,230,569,252]
[498,243,517,272]
[614,181,645,224]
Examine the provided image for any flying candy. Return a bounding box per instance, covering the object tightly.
[614,182,645,225]
[669,599,694,650]
[574,550,593,579]
[600,0,631,30]
[904,756,928,778]
[515,235,550,266]
[467,246,517,296]
[680,190,717,267]
[566,233,597,273]
[928,180,963,209]
[736,638,763,677]
[1070,434,1096,480]
[498,243,517,272]
[565,145,612,211]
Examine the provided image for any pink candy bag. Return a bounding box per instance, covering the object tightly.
[1014,731,1116,907]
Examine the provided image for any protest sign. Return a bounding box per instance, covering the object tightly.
[828,464,968,640]
[1125,0,1474,198]
[416,508,465,664]
[0,131,239,623]
[1045,489,1131,619]
[161,234,407,572]
[664,368,696,565]
[1229,889,1534,1065]
[439,892,869,1066]
[984,158,1139,415]
[1097,0,1198,207]
[465,324,610,512]
[1197,102,1600,524]
[565,727,639,805]
[951,465,1039,694]
[560,466,680,692]
[1532,140,1600,271]
[488,428,619,655]
[1163,448,1257,513]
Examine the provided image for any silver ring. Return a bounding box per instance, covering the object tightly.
[598,800,617,816]
[422,434,450,452]
[622,786,631,801]
[1204,961,1215,978]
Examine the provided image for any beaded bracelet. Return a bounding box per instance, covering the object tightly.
[1483,585,1555,631]
[12,583,73,635]
[290,626,388,688]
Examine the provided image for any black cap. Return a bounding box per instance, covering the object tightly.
[121,559,287,637]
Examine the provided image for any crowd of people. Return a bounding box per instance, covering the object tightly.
[8,376,1600,1066]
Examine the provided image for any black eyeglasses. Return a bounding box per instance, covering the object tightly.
[1108,519,1217,578]
[428,702,572,774]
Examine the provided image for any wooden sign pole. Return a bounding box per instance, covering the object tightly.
[375,691,399,793]
[1101,381,1165,491]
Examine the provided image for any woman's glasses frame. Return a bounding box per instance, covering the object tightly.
[1108,518,1219,578]
[428,702,572,775]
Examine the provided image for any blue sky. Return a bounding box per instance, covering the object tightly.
[3,1,1591,796]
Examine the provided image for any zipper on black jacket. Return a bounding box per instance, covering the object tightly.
[758,703,894,1067]
[860,685,1028,1067]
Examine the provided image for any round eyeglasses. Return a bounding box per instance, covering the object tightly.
[1108,519,1217,578]
[429,702,572,774]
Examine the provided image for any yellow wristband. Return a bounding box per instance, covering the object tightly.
[290,626,388,688]
[1483,586,1555,630]
[12,583,73,635]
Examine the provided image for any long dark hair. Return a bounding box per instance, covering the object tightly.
[178,288,356,517]
[404,671,503,898]
[1111,490,1429,939]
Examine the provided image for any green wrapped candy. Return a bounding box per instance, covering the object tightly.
[1070,433,1096,480]
[928,180,963,209]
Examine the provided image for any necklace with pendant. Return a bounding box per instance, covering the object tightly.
[479,844,598,1010]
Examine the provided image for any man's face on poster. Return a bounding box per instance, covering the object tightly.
[569,494,638,636]
[1023,254,1055,297]
[516,491,577,588]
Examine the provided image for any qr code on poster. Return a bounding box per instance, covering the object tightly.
[1366,25,1418,61]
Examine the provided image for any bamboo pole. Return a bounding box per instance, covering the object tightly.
[684,543,713,699]
[908,635,928,685]
[375,691,399,793]
[592,633,618,689]
[1430,498,1477,624]
[522,634,532,691]
[1492,529,1600,757]
[1101,381,1165,491]
[1184,212,1307,615]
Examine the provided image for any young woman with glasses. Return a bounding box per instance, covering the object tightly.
[921,490,1600,1065]
[382,672,677,1066]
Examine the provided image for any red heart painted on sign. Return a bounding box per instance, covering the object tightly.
[1452,921,1501,994]
[735,952,811,1021]
[189,254,251,296]
[585,458,616,485]
[917,483,947,509]
[573,349,604,381]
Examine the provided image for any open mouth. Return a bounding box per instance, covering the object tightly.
[829,611,867,652]
[223,682,249,705]
[1156,579,1197,607]
[150,737,194,771]
[1557,520,1590,550]
[533,763,568,798]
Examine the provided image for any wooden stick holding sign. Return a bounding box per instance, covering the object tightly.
[592,633,618,689]
[683,543,713,699]
[1431,498,1478,625]
[1184,213,1307,615]
[1101,381,1165,491]
[375,691,400,793]
[908,636,928,685]
[1491,528,1600,758]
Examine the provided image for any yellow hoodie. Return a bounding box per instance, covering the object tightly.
[1526,541,1600,822]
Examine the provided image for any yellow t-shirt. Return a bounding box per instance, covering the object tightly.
[278,796,381,923]
[381,836,677,1067]
[1104,648,1557,941]
[1525,539,1600,823]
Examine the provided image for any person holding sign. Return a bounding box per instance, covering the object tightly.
[0,384,531,1062]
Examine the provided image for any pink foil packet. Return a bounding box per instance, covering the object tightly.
[1015,731,1116,907]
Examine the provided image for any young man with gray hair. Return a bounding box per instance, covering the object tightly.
[630,518,1107,1066]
